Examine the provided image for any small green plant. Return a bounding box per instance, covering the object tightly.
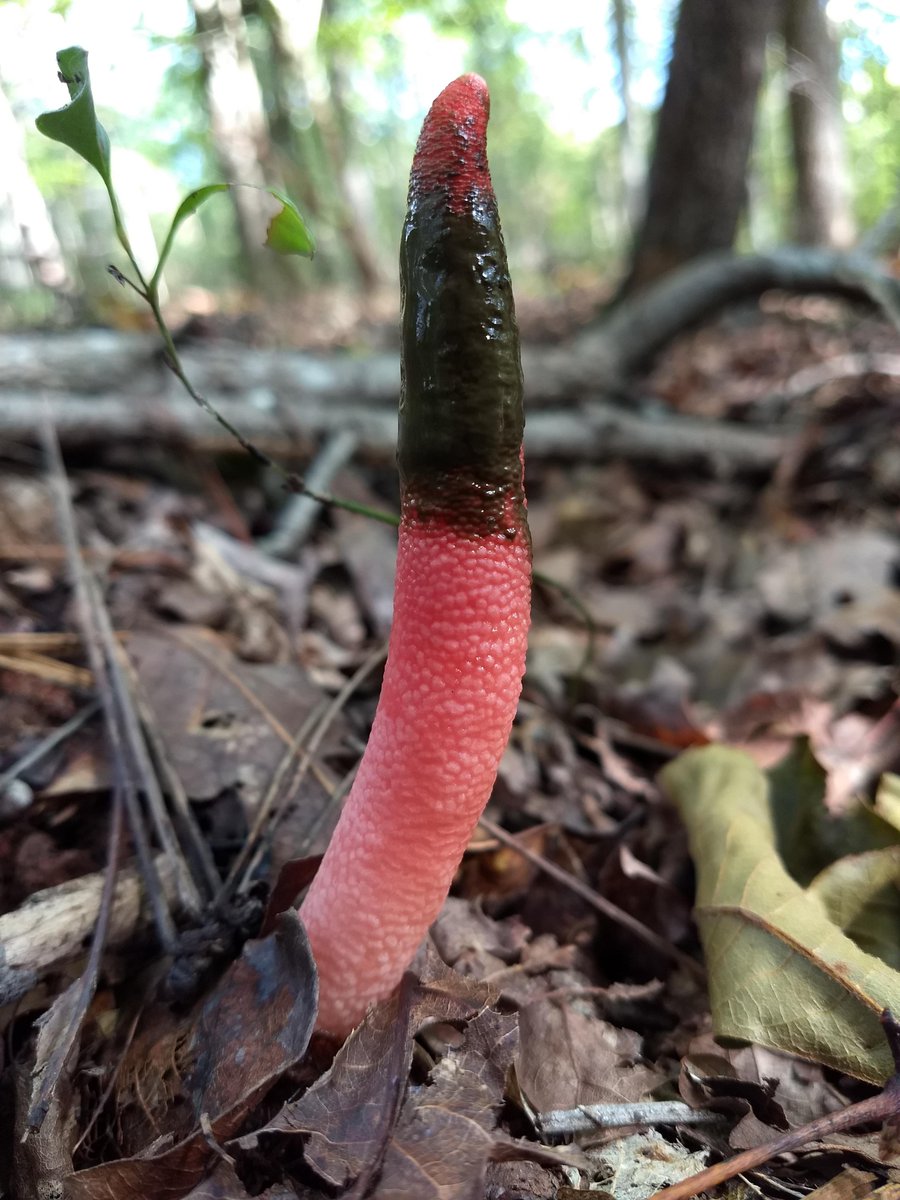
[37,47,314,280]
[33,46,356,506]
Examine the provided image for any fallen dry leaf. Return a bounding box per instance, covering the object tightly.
[875,773,900,833]
[371,1003,518,1199]
[661,745,900,1082]
[126,628,348,817]
[242,952,500,1192]
[516,999,663,1116]
[67,911,317,1200]
[798,1168,880,1200]
[181,1160,300,1199]
[809,846,900,970]
[242,948,569,1200]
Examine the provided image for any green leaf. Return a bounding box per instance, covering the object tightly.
[35,47,111,188]
[808,847,900,970]
[767,739,899,885]
[661,745,900,1083]
[874,773,900,833]
[36,50,312,291]
[766,738,830,885]
[150,184,230,292]
[150,184,313,293]
[264,188,315,258]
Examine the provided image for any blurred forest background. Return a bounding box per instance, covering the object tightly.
[1,0,899,342]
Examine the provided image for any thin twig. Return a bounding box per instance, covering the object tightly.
[25,783,125,1132]
[0,632,83,654]
[647,1012,900,1200]
[145,279,396,526]
[533,570,604,703]
[0,651,92,689]
[260,429,361,557]
[87,562,203,919]
[538,1100,721,1136]
[216,641,388,907]
[214,700,331,907]
[73,1003,143,1154]
[0,698,100,795]
[91,632,206,916]
[780,352,900,399]
[41,416,181,952]
[647,1087,899,1200]
[128,682,222,900]
[477,815,706,982]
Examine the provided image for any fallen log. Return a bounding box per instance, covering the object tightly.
[3,246,894,474]
[2,247,896,401]
[591,245,900,373]
[2,389,784,473]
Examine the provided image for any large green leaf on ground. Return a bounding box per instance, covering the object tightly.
[874,773,900,833]
[766,740,899,885]
[661,745,900,1083]
[808,847,900,970]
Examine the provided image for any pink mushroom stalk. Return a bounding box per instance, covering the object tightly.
[299,74,531,1037]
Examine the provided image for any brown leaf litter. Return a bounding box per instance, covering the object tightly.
[1,295,900,1199]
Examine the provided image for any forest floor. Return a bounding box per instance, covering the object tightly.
[1,287,900,1200]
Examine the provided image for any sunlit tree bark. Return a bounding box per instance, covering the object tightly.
[262,0,382,292]
[622,0,780,296]
[0,72,70,296]
[190,0,283,285]
[784,0,856,248]
[610,0,641,230]
[262,1,326,229]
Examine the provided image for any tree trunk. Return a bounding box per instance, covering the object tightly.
[622,0,780,295]
[263,5,326,227]
[262,0,383,293]
[784,0,856,248]
[610,0,641,230]
[190,0,285,286]
[0,73,71,296]
[318,0,383,293]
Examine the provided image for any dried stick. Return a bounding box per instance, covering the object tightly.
[41,417,184,949]
[477,815,705,982]
[647,1011,900,1200]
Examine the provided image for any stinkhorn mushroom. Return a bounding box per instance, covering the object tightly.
[299,74,531,1036]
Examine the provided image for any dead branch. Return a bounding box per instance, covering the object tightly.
[1,390,784,473]
[2,247,897,401]
[0,857,182,1007]
[587,245,900,376]
[2,246,894,479]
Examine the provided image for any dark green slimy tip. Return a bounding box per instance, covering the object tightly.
[398,110,525,535]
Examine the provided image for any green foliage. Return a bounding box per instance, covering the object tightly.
[150,184,313,294]
[19,3,900,311]
[36,45,314,283]
[248,0,626,290]
[32,45,316,478]
[264,187,316,257]
[845,56,900,228]
[35,47,113,190]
